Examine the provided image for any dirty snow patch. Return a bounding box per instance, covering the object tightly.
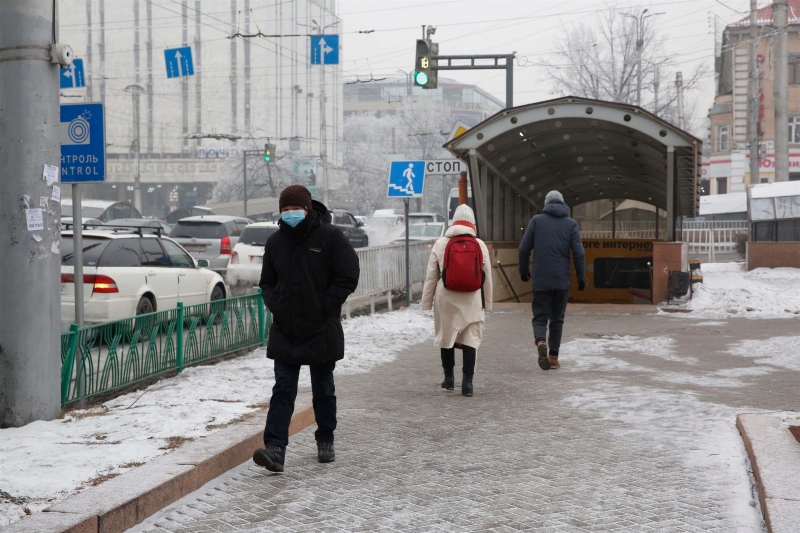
[727,336,800,372]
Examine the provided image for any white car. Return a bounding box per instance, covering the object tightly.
[368,215,406,246]
[226,222,280,295]
[61,230,227,324]
[391,223,446,245]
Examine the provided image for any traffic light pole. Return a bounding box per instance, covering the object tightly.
[432,54,515,108]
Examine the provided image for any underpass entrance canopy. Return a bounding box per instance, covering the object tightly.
[444,97,702,242]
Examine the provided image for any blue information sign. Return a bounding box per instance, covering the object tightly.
[387,161,426,198]
[60,59,85,89]
[310,35,339,65]
[164,46,194,78]
[60,103,106,183]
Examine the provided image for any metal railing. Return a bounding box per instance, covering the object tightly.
[350,241,431,300]
[60,293,270,407]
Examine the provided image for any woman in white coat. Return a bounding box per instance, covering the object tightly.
[421,205,493,396]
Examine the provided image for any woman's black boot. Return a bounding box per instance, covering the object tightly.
[462,372,474,397]
[441,372,455,391]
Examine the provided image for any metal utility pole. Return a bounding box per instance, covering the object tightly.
[125,84,146,211]
[404,198,410,305]
[774,0,789,181]
[653,64,660,115]
[749,0,760,184]
[0,0,63,425]
[676,72,685,130]
[623,10,664,107]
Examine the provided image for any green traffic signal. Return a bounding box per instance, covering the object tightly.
[414,71,428,86]
[263,154,271,162]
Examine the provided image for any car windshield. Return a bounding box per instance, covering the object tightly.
[404,224,444,238]
[170,221,226,239]
[61,204,105,218]
[369,218,392,228]
[239,226,278,246]
[61,237,111,266]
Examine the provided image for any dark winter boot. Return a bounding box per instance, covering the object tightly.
[441,370,455,391]
[537,341,551,370]
[253,445,285,473]
[461,372,474,397]
[317,441,335,463]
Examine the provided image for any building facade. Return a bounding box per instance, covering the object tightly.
[343,77,505,125]
[58,0,343,216]
[705,0,800,196]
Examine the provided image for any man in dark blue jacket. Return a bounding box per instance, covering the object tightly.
[518,190,586,371]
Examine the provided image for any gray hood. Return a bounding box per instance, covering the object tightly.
[543,200,570,218]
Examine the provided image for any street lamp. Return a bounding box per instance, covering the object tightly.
[124,84,146,211]
[396,69,413,96]
[622,10,664,107]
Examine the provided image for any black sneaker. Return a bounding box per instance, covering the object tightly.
[253,446,285,472]
[441,374,455,391]
[317,441,335,463]
[537,341,551,370]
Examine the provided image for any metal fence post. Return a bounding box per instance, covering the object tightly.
[258,289,266,346]
[176,303,184,373]
[62,324,80,407]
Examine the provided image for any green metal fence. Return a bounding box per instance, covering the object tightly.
[60,292,271,407]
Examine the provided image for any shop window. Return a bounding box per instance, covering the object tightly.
[593,258,651,290]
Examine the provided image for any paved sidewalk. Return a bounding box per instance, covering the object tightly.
[130,309,800,532]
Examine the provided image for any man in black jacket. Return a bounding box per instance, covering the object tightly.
[253,185,360,473]
[518,190,586,371]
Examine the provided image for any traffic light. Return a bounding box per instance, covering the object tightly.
[414,39,438,89]
[263,143,276,162]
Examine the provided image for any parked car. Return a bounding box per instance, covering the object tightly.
[372,208,404,218]
[391,223,446,245]
[102,218,172,234]
[331,209,369,248]
[354,216,369,230]
[164,206,215,225]
[61,199,142,223]
[61,217,103,230]
[226,222,280,295]
[408,212,446,224]
[367,215,405,246]
[168,215,253,275]
[60,231,226,324]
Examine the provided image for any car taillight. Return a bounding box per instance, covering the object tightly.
[93,275,119,293]
[230,251,239,264]
[220,236,231,255]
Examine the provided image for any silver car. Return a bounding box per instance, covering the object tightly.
[168,215,253,275]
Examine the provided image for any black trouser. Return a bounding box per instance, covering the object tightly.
[441,345,476,374]
[532,290,570,356]
[263,359,337,448]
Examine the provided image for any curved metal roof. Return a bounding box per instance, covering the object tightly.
[444,96,701,217]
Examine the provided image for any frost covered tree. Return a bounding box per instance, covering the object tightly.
[545,3,705,132]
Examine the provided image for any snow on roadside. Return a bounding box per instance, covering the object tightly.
[560,334,696,367]
[679,263,800,319]
[0,308,433,527]
[727,335,800,372]
[564,385,766,532]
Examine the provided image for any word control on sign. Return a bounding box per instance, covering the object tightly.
[388,161,426,198]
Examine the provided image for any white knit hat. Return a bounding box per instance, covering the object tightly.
[453,204,476,224]
[545,190,564,204]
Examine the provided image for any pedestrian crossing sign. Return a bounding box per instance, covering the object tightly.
[387,161,426,198]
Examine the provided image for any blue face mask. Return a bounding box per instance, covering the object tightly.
[281,210,306,227]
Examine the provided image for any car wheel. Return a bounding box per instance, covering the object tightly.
[136,296,154,315]
[209,284,226,324]
[134,296,155,335]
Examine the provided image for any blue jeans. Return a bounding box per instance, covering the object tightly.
[532,290,570,356]
[263,359,337,448]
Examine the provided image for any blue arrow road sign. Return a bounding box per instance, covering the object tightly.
[60,103,106,183]
[60,59,86,89]
[388,161,426,198]
[310,35,339,65]
[164,46,194,78]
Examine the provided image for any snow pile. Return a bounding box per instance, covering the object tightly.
[682,263,800,319]
[727,335,800,372]
[564,385,765,531]
[561,334,696,368]
[0,308,433,527]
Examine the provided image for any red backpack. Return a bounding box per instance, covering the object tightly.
[441,235,485,292]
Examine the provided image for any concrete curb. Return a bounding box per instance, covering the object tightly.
[736,413,800,533]
[5,395,315,533]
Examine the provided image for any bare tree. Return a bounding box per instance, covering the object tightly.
[545,3,706,132]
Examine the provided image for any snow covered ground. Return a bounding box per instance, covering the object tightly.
[677,263,800,319]
[0,308,433,527]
